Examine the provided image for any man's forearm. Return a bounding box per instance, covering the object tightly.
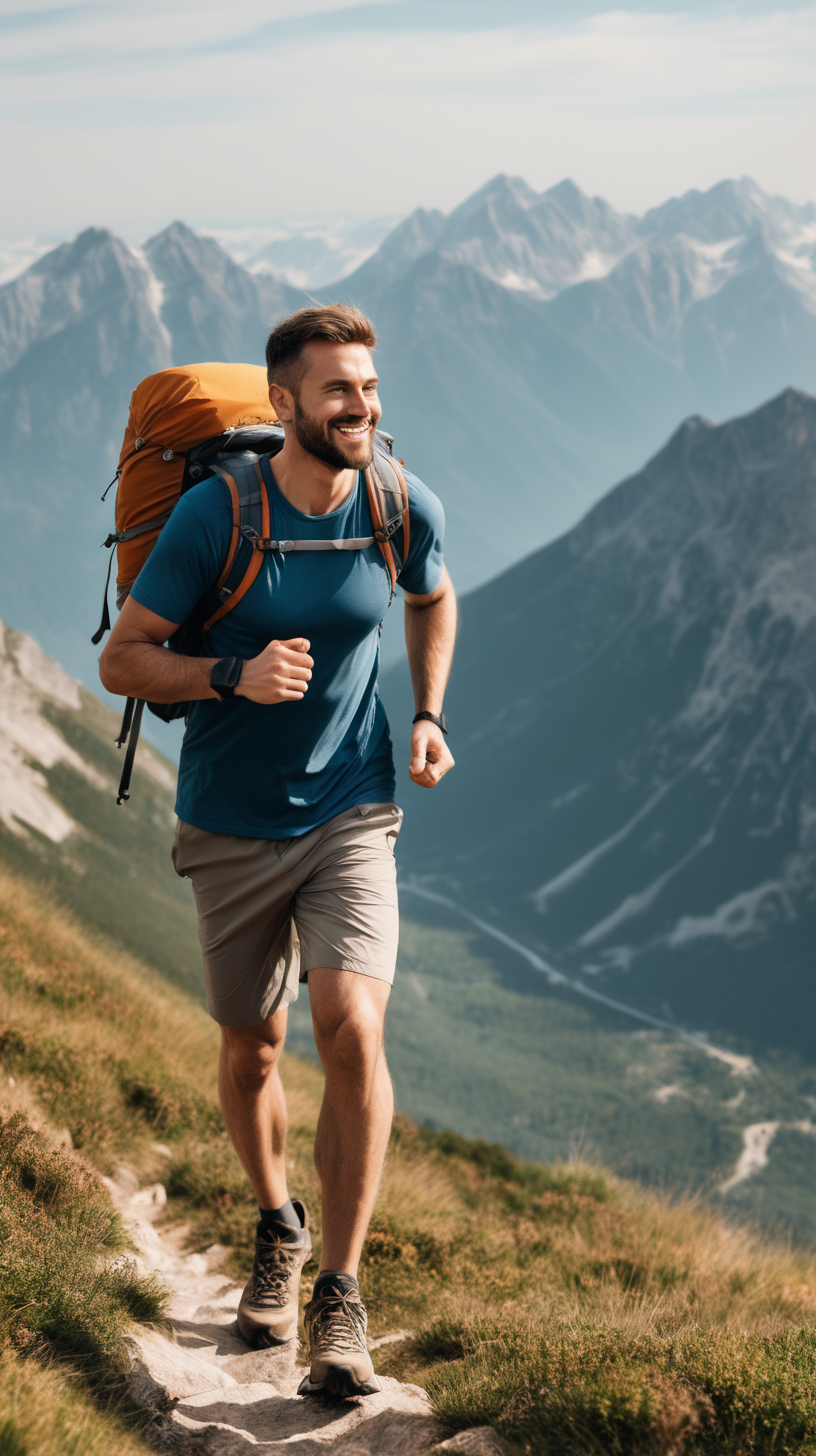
[100,640,220,703]
[403,581,457,713]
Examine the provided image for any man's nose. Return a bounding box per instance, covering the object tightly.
[347,390,369,414]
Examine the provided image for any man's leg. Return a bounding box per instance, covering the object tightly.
[308,967,393,1276]
[296,968,391,1397]
[219,1008,314,1348]
[218,1007,290,1208]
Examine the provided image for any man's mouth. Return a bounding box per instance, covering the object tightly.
[334,421,372,439]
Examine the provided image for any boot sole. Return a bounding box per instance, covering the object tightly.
[237,1313,298,1348]
[298,1365,382,1399]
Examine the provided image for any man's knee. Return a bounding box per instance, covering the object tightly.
[221,1012,287,1088]
[313,1000,386,1075]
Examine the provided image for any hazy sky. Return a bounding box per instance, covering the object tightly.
[2,0,815,238]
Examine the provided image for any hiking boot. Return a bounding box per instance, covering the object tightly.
[237,1199,312,1347]
[297,1282,381,1398]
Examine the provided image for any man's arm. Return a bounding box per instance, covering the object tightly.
[98,595,313,705]
[402,568,456,788]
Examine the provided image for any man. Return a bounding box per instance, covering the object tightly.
[99,305,456,1400]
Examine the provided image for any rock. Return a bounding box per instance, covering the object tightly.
[127,1328,239,1406]
[112,1175,443,1453]
[368,1329,413,1351]
[430,1430,512,1456]
[130,1182,168,1215]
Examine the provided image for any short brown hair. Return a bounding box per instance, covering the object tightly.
[265,304,377,390]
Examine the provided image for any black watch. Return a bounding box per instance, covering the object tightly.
[210,657,243,701]
[413,710,447,735]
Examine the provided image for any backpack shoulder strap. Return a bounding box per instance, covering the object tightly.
[366,451,410,602]
[201,458,270,633]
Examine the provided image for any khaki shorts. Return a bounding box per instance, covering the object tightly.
[172,802,402,1027]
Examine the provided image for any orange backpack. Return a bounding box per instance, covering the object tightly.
[94,362,410,802]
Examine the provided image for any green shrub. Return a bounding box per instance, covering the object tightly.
[420,1319,816,1455]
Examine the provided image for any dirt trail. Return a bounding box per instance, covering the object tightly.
[104,1168,501,1455]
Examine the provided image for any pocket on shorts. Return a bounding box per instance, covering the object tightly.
[355,801,403,854]
[171,819,190,878]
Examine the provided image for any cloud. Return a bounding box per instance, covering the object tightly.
[1,4,814,233]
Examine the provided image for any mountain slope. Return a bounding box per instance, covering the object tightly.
[0,615,200,994]
[144,221,301,366]
[3,614,816,1242]
[5,865,816,1456]
[382,388,816,1061]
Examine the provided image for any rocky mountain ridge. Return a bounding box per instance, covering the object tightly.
[382,387,816,1061]
[344,173,816,311]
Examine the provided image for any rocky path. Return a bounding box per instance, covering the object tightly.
[104,1168,502,1456]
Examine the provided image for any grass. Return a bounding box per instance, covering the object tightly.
[4,858,816,1452]
[0,1346,150,1456]
[0,1111,166,1376]
[0,1106,165,1454]
[415,1322,816,1455]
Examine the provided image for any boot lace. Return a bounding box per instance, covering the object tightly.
[251,1234,302,1307]
[309,1288,367,1355]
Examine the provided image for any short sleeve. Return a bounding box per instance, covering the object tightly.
[129,478,232,627]
[396,471,446,596]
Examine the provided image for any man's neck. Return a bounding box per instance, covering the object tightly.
[272,438,358,517]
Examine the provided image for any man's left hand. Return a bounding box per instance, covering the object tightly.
[408,722,455,788]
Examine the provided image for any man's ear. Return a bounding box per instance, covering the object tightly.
[269,381,294,422]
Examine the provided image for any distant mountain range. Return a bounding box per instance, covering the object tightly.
[234,214,401,288]
[335,175,816,601]
[382,387,816,1064]
[0,174,813,695]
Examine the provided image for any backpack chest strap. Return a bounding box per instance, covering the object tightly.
[249,536,376,552]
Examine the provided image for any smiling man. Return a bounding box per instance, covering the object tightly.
[99,305,456,1399]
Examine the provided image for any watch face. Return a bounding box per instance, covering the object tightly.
[211,658,240,695]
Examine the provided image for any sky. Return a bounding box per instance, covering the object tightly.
[1,0,815,239]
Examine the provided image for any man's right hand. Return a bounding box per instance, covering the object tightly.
[237,639,313,704]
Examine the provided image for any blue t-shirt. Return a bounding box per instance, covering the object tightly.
[131,465,445,838]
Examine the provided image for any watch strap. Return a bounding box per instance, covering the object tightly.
[210,657,243,700]
[413,710,447,735]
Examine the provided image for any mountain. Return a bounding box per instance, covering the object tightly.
[0,225,305,696]
[0,174,814,698]
[638,175,816,243]
[143,221,295,366]
[342,207,446,294]
[331,174,816,594]
[245,213,401,288]
[0,614,200,993]
[381,388,816,1063]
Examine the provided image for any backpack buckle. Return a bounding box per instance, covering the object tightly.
[374,516,402,543]
[253,537,293,552]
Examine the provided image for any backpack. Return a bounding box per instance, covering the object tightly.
[93,362,410,804]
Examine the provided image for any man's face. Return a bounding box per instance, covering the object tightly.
[282,340,382,471]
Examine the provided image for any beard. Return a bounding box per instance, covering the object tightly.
[292,398,376,471]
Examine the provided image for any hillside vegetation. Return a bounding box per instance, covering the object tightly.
[2,863,816,1452]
